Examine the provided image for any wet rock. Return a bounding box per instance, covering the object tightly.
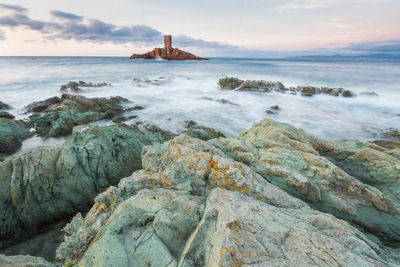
[0,112,15,120]
[0,254,56,267]
[321,87,341,96]
[382,128,400,140]
[342,89,354,97]
[0,118,33,154]
[265,110,276,115]
[218,77,244,89]
[218,78,355,98]
[183,120,225,141]
[60,81,111,92]
[296,86,319,96]
[25,97,61,113]
[0,101,11,110]
[56,129,400,266]
[0,124,171,247]
[28,94,128,137]
[270,105,280,110]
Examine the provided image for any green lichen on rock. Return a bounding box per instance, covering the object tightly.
[28,94,128,137]
[56,121,400,266]
[0,118,33,154]
[0,124,170,247]
[0,254,58,267]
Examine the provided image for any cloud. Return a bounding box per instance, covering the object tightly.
[0,29,4,40]
[276,0,383,10]
[0,13,61,32]
[51,10,83,21]
[0,4,236,49]
[0,3,27,13]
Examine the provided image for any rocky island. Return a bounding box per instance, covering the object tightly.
[130,35,208,61]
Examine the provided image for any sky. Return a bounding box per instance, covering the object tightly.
[0,0,399,57]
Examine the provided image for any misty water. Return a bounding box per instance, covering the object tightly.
[0,56,399,147]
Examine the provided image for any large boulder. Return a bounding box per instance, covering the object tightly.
[28,94,128,137]
[209,119,400,241]
[0,118,33,154]
[0,124,170,247]
[56,131,400,266]
[0,254,57,267]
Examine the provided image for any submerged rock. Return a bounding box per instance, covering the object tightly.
[56,125,400,266]
[0,124,170,247]
[27,94,128,137]
[0,118,33,154]
[183,120,226,141]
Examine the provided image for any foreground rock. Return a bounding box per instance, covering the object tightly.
[27,94,128,137]
[56,121,400,266]
[218,77,355,97]
[0,254,56,267]
[0,118,33,154]
[211,119,400,241]
[0,124,170,248]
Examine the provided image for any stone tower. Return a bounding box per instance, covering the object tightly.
[164,35,172,50]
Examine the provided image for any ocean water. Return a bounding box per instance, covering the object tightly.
[0,56,399,143]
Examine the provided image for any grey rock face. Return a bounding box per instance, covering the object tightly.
[0,254,57,267]
[56,122,400,266]
[0,118,33,154]
[0,124,170,247]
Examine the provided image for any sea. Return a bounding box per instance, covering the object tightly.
[0,56,399,148]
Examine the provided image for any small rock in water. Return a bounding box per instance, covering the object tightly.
[0,111,15,119]
[270,105,280,110]
[125,105,144,111]
[266,110,276,115]
[341,89,354,97]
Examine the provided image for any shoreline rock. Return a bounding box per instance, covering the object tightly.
[131,47,207,61]
[218,77,356,97]
[27,94,128,137]
[0,101,11,110]
[60,81,111,93]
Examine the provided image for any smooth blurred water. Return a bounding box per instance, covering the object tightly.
[0,56,399,141]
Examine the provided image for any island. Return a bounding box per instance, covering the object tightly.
[130,35,208,60]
